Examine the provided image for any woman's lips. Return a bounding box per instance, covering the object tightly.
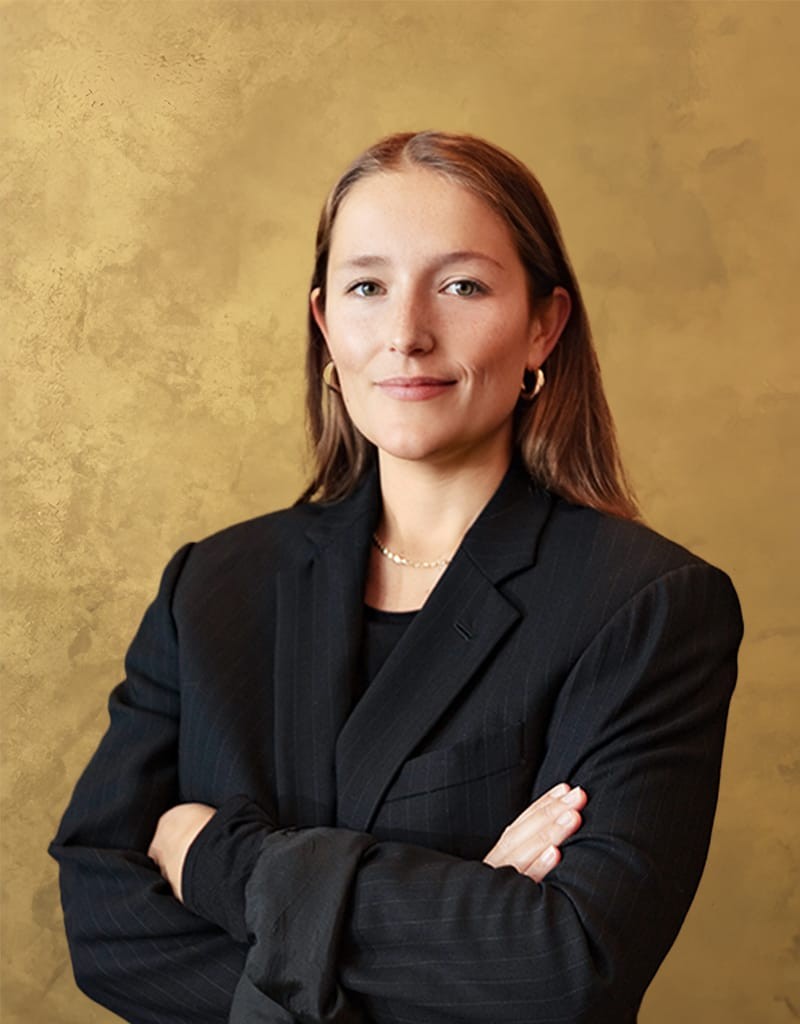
[375,377,457,401]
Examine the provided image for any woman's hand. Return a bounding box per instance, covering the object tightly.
[148,802,217,903]
[483,783,586,882]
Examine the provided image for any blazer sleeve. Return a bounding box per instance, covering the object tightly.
[48,544,246,1024]
[182,561,743,1024]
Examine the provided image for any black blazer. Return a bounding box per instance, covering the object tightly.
[50,461,743,1024]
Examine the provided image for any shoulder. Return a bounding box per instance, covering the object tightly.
[153,470,379,613]
[535,494,742,637]
[167,499,342,598]
[542,493,722,579]
[198,501,323,562]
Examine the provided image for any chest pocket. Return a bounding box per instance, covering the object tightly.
[372,722,532,859]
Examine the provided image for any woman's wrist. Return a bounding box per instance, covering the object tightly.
[181,794,275,942]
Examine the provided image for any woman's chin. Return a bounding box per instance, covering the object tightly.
[370,434,503,469]
[359,422,450,464]
[372,438,446,464]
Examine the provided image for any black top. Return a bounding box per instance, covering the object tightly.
[357,604,418,705]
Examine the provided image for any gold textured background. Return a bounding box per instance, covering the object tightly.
[3,2,798,1021]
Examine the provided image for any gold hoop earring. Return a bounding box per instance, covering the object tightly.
[520,367,545,401]
[322,361,341,394]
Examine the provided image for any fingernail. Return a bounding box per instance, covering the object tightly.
[557,810,575,825]
[550,783,570,798]
[540,846,557,865]
[561,787,583,806]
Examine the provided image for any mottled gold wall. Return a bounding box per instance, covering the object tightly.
[3,2,798,1021]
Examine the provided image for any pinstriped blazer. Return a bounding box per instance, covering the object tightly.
[50,459,743,1024]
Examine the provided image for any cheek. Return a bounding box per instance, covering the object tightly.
[323,311,372,374]
[464,327,530,382]
[327,341,372,419]
[332,349,372,399]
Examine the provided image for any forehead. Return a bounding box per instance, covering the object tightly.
[330,167,518,260]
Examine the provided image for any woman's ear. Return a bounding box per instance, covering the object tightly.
[310,287,329,342]
[527,286,571,369]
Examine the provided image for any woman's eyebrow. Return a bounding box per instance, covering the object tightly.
[335,250,506,272]
[438,250,505,270]
[336,255,391,270]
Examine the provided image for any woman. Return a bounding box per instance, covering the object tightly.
[51,131,743,1024]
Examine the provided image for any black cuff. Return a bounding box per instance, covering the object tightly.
[182,794,274,942]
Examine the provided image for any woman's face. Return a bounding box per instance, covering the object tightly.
[311,167,567,471]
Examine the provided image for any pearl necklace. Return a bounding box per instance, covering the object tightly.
[371,533,451,570]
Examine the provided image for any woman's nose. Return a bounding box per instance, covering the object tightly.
[387,293,434,355]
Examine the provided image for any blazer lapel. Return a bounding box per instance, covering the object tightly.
[271,471,380,828]
[335,461,554,833]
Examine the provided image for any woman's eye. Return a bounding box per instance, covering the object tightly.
[445,279,483,297]
[349,281,382,297]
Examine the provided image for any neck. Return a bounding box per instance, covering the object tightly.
[376,444,513,563]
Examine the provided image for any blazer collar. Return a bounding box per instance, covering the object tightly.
[304,454,552,586]
[303,467,381,555]
[460,454,552,584]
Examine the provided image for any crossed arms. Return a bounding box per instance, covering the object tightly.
[50,544,743,1023]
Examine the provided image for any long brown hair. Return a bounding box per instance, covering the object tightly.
[299,131,639,520]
